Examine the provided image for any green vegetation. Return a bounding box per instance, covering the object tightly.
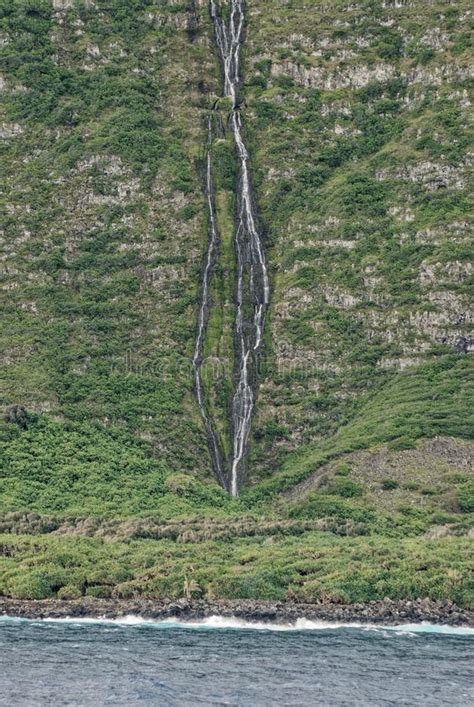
[1,0,210,479]
[1,533,472,607]
[1,0,472,606]
[246,0,473,479]
[0,415,235,519]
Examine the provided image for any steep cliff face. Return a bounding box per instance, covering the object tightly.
[1,0,473,506]
[0,1,473,603]
[242,0,473,480]
[1,0,213,480]
[2,0,472,494]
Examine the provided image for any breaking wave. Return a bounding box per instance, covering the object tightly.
[1,614,472,636]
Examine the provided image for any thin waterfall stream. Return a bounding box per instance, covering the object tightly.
[192,116,228,492]
[193,0,269,496]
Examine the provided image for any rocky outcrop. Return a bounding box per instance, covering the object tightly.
[284,437,474,507]
[2,597,472,627]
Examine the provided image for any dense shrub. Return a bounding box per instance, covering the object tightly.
[457,483,474,513]
[381,479,399,490]
[324,477,364,498]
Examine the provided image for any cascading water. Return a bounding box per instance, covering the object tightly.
[192,117,228,492]
[228,103,270,496]
[194,0,269,496]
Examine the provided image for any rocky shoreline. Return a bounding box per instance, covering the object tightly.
[1,597,472,627]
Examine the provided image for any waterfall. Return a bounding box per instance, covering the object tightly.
[194,1,269,496]
[192,116,228,492]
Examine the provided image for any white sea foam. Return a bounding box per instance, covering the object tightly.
[2,615,472,636]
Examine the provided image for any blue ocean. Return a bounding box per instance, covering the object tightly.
[0,616,472,705]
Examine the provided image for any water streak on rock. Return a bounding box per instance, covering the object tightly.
[192,117,228,491]
[212,0,269,497]
[194,1,269,495]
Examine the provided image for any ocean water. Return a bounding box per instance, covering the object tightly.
[0,616,472,706]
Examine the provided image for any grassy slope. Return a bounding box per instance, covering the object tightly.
[1,0,212,478]
[246,0,473,476]
[1,0,473,605]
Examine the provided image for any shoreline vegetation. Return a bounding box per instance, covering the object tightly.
[1,597,473,628]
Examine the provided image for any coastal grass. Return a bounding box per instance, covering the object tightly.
[1,532,472,607]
